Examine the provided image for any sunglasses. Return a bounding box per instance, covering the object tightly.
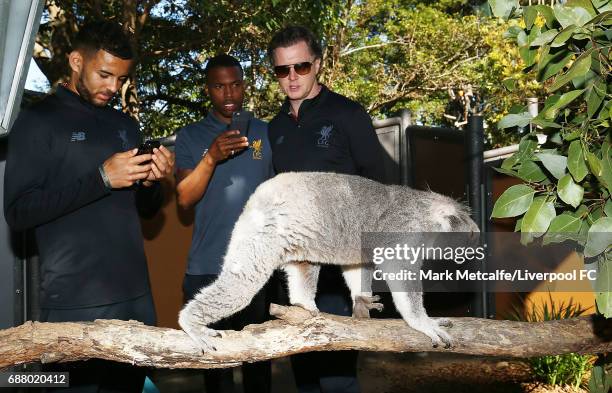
[273,61,314,78]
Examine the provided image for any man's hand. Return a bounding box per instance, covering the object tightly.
[206,130,249,164]
[144,145,175,185]
[102,149,152,188]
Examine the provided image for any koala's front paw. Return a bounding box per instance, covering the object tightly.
[352,295,384,318]
[178,307,221,352]
[409,317,453,349]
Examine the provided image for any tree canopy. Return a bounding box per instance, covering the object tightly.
[33,0,537,145]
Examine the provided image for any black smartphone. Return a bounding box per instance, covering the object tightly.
[136,140,161,165]
[137,140,161,156]
[228,110,253,138]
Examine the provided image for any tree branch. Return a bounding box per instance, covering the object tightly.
[1,305,611,370]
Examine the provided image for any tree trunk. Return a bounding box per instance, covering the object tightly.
[1,305,610,370]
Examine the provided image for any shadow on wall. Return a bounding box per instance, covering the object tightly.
[141,176,192,329]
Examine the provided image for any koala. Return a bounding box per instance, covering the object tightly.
[179,172,479,351]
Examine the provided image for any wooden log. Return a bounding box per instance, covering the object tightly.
[1,304,610,370]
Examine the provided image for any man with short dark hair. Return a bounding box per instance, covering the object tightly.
[4,21,174,393]
[267,25,385,393]
[175,53,273,393]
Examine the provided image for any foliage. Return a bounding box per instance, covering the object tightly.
[33,0,533,145]
[489,0,612,315]
[508,293,594,389]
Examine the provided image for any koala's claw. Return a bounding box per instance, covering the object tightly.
[353,295,384,318]
[409,316,454,349]
[178,309,220,352]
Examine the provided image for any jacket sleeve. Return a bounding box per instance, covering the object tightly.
[3,110,110,231]
[347,106,386,182]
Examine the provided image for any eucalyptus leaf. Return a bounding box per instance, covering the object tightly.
[531,118,561,128]
[534,5,556,29]
[491,184,536,218]
[536,153,568,179]
[587,151,603,177]
[497,112,533,129]
[568,140,589,182]
[595,252,612,318]
[601,141,612,194]
[519,46,537,67]
[521,196,556,236]
[587,77,606,117]
[548,50,592,92]
[554,5,593,28]
[524,6,538,29]
[504,25,524,39]
[539,51,573,81]
[584,217,612,257]
[502,78,517,91]
[589,363,612,393]
[493,166,519,177]
[518,160,547,182]
[530,29,559,46]
[566,0,597,16]
[557,174,584,208]
[489,0,519,19]
[551,25,578,47]
[545,89,585,114]
[542,213,583,244]
[605,199,612,217]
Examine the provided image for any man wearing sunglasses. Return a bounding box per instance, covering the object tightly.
[267,26,385,393]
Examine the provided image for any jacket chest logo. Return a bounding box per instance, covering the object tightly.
[317,125,333,147]
[70,131,86,142]
[251,139,263,160]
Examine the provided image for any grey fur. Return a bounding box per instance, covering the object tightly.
[179,172,479,351]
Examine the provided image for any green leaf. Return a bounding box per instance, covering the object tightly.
[504,25,524,39]
[536,153,568,179]
[539,51,573,81]
[542,89,584,117]
[587,77,606,117]
[605,199,612,217]
[584,217,612,257]
[542,213,583,244]
[497,112,533,129]
[589,364,612,393]
[519,46,537,67]
[551,25,578,47]
[548,50,592,92]
[521,196,556,235]
[514,217,522,232]
[501,155,519,170]
[587,151,603,177]
[493,166,519,177]
[566,0,598,16]
[530,29,559,46]
[516,135,538,160]
[601,140,612,194]
[568,140,589,182]
[518,160,547,182]
[557,174,584,208]
[524,6,538,29]
[489,0,519,19]
[554,5,593,28]
[502,78,517,91]
[534,5,556,29]
[595,253,612,319]
[492,184,536,218]
[531,118,561,129]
